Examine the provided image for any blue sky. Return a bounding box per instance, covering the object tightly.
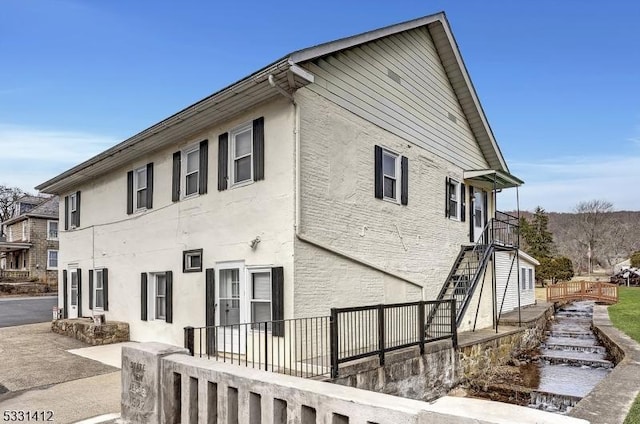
[1,0,639,212]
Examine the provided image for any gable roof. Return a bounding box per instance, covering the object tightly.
[36,11,509,194]
[2,196,58,226]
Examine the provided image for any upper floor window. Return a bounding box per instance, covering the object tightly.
[374,145,408,205]
[127,163,153,214]
[445,177,465,222]
[217,117,264,191]
[172,141,208,201]
[47,221,58,240]
[7,226,12,242]
[231,124,253,185]
[185,146,200,196]
[21,221,27,240]
[65,191,81,230]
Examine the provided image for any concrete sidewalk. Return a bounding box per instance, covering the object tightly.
[0,322,129,423]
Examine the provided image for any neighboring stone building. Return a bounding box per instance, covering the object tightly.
[0,195,59,284]
[36,13,531,346]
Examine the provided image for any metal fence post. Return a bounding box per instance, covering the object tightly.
[184,326,195,356]
[264,322,269,372]
[330,308,339,378]
[378,304,385,366]
[450,300,458,350]
[418,301,425,355]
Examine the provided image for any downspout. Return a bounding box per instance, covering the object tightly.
[267,75,423,293]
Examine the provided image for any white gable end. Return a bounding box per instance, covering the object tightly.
[300,26,490,170]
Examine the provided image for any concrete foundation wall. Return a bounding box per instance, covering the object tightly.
[331,341,457,402]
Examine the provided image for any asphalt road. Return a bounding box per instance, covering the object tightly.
[0,296,58,327]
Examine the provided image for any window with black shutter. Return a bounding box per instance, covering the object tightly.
[374,145,408,205]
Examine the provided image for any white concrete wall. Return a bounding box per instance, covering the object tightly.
[294,88,494,317]
[58,97,296,345]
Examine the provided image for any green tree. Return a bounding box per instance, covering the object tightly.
[520,206,554,260]
[631,251,640,268]
[537,256,574,285]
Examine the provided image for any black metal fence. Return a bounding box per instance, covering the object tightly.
[185,316,332,378]
[330,299,456,377]
[185,299,458,379]
[491,211,519,247]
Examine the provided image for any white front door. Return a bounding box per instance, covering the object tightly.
[216,263,246,353]
[473,190,487,243]
[68,269,79,319]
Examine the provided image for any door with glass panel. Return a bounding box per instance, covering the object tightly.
[473,190,487,243]
[216,264,245,353]
[68,269,79,318]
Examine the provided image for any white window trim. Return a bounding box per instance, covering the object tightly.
[182,144,200,198]
[22,221,27,241]
[7,227,12,242]
[133,166,148,211]
[149,272,167,321]
[521,266,531,291]
[69,193,78,229]
[382,148,401,204]
[47,220,58,240]
[448,178,461,221]
[47,249,58,270]
[94,268,105,311]
[247,267,272,331]
[229,123,254,188]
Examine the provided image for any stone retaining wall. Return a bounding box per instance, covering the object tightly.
[459,304,554,380]
[52,318,129,345]
[330,340,457,401]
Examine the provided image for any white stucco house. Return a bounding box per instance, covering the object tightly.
[36,12,533,347]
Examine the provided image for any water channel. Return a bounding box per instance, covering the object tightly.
[465,300,613,415]
[530,300,613,413]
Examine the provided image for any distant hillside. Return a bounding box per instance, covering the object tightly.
[512,210,640,274]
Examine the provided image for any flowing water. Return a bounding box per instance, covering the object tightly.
[529,301,613,413]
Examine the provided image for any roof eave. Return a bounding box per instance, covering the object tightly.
[36,57,295,194]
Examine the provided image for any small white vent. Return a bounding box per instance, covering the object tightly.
[447,112,457,123]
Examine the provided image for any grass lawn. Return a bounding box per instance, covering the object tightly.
[607,287,640,424]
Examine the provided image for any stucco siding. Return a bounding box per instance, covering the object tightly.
[57,98,296,345]
[294,87,492,311]
[300,26,490,171]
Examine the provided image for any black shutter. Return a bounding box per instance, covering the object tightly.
[63,270,68,319]
[172,152,181,202]
[199,140,208,195]
[166,271,173,324]
[374,145,383,199]
[77,268,82,317]
[445,177,450,218]
[64,196,69,230]
[253,117,264,181]
[75,191,81,227]
[103,269,109,311]
[271,267,284,337]
[127,171,134,215]
[461,183,466,223]
[469,186,475,243]
[218,133,228,191]
[205,268,215,355]
[89,270,94,310]
[400,156,408,205]
[141,273,148,321]
[146,163,154,209]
